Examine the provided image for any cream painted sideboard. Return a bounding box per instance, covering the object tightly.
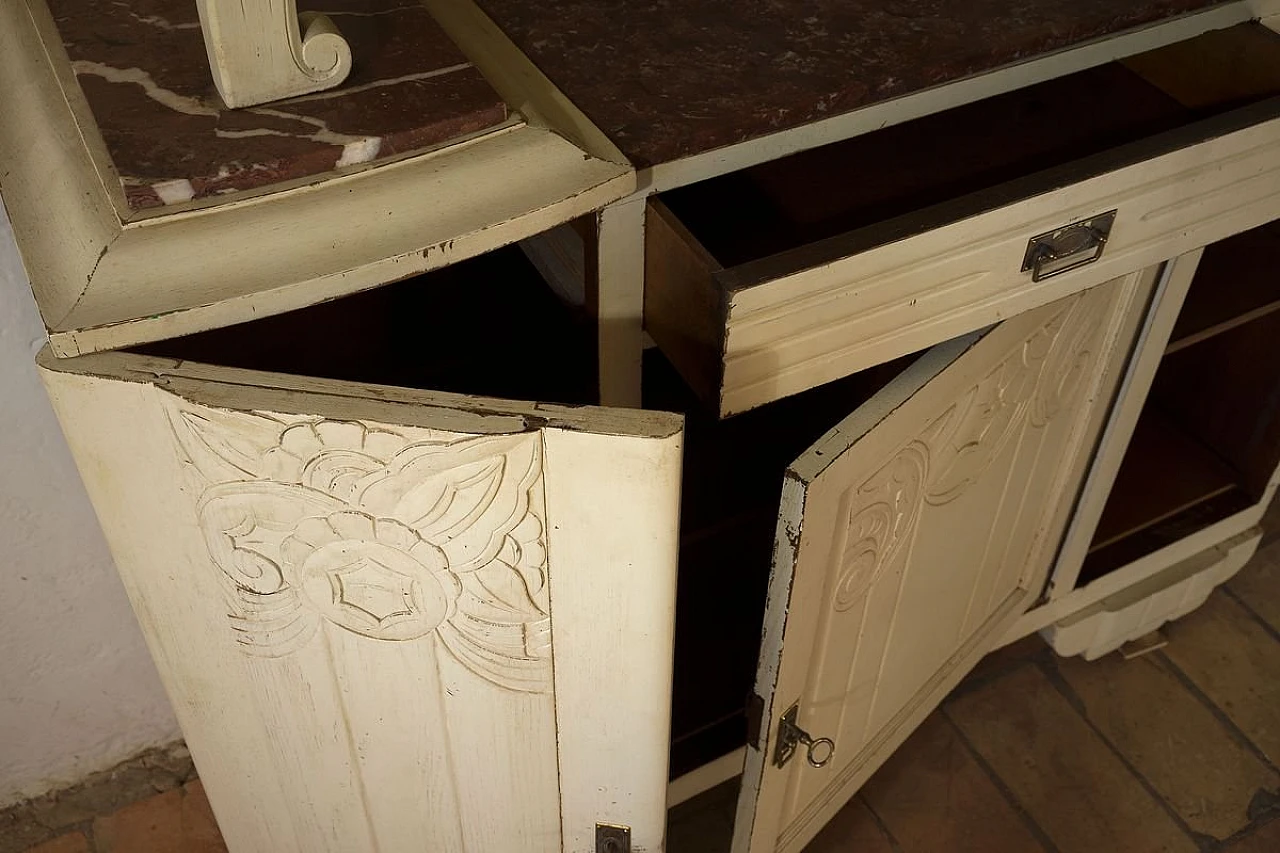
[4,1,1280,852]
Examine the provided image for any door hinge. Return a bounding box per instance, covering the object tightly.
[596,823,630,853]
[772,702,836,769]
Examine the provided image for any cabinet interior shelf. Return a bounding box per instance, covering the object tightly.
[1081,219,1280,586]
[1164,220,1280,355]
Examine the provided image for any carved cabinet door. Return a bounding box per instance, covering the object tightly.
[37,350,683,853]
[732,269,1158,853]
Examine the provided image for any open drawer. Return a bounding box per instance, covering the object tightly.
[646,22,1280,417]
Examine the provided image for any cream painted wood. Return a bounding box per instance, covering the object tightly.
[683,110,1280,415]
[1041,252,1201,603]
[1001,250,1280,647]
[595,199,648,407]
[734,274,1153,853]
[37,349,682,853]
[0,0,123,326]
[196,0,350,108]
[0,0,634,358]
[1044,528,1262,660]
[542,428,682,852]
[639,0,1279,194]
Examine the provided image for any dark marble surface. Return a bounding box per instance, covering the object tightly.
[49,0,508,211]
[476,0,1231,168]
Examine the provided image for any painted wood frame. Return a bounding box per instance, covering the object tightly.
[37,349,684,853]
[195,0,351,108]
[0,0,634,358]
[734,272,1154,853]
[1002,249,1280,646]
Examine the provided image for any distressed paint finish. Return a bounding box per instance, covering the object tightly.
[736,274,1152,853]
[476,0,1230,167]
[37,350,683,852]
[45,0,508,210]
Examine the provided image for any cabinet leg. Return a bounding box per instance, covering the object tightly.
[594,198,646,408]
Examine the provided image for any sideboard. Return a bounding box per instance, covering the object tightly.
[3,1,1279,851]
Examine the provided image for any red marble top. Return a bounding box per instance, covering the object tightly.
[476,0,1232,168]
[48,0,509,212]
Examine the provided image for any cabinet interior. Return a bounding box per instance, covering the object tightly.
[1080,220,1280,584]
[133,240,923,779]
[656,22,1280,270]
[134,247,602,407]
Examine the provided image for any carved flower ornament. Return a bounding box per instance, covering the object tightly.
[167,408,552,693]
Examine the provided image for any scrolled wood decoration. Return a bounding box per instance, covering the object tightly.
[830,292,1106,612]
[196,0,352,108]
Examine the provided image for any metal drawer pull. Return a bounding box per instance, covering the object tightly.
[773,703,836,769]
[1021,210,1117,282]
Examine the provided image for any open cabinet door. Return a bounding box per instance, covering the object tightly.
[37,350,683,853]
[733,270,1156,853]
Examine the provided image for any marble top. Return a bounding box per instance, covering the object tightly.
[477,0,1230,168]
[48,0,509,212]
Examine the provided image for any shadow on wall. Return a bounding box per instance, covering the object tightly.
[0,213,180,807]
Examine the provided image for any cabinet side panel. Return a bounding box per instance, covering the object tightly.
[39,371,305,853]
[543,427,684,853]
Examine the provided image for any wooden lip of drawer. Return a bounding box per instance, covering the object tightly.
[645,30,1280,418]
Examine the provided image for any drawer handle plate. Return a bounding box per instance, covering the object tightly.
[1021,210,1117,282]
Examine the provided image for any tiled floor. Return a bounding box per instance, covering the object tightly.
[19,537,1280,853]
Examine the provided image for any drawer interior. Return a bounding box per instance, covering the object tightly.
[657,22,1280,273]
[1080,220,1280,583]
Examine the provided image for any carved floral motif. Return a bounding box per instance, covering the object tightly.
[833,443,928,612]
[166,402,552,692]
[831,292,1106,610]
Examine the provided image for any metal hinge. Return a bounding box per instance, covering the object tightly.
[596,823,630,853]
[772,703,836,769]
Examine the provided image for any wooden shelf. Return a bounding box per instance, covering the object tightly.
[1082,409,1251,583]
[1166,220,1280,354]
[1089,411,1241,553]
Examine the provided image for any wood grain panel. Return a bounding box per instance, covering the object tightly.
[1055,652,1278,839]
[860,714,1047,853]
[1163,592,1280,765]
[645,198,726,405]
[948,667,1197,853]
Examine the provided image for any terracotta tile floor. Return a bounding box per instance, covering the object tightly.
[21,537,1280,853]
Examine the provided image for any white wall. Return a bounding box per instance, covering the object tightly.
[0,213,180,806]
